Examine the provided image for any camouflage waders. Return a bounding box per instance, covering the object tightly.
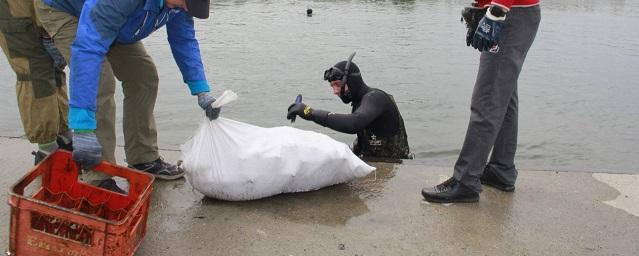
[0,0,68,144]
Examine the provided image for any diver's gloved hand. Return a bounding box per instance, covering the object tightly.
[287,102,313,121]
[197,92,221,120]
[472,5,507,52]
[72,131,102,169]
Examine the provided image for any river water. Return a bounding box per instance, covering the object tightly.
[1,0,638,172]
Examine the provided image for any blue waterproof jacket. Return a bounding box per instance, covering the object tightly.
[44,0,210,130]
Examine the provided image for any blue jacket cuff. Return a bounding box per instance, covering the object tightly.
[186,80,210,95]
[69,107,97,130]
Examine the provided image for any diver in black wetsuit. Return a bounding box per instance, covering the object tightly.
[286,56,411,161]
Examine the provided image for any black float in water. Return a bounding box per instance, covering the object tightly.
[307,8,313,17]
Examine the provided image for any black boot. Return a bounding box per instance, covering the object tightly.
[97,178,127,194]
[480,167,515,192]
[421,177,479,203]
[56,135,73,151]
[32,151,48,165]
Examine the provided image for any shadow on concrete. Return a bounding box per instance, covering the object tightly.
[196,162,398,227]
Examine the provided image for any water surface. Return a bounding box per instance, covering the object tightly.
[1,0,638,172]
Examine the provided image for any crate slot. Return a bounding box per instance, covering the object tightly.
[30,211,94,245]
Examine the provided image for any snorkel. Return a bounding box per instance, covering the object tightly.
[339,52,356,102]
[341,52,356,85]
[335,52,356,103]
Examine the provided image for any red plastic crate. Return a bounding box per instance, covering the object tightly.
[7,150,154,256]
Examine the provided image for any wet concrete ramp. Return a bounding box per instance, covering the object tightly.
[1,137,638,255]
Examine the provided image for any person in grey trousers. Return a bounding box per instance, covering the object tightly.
[421,1,541,203]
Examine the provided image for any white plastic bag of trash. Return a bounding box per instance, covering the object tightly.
[180,90,375,201]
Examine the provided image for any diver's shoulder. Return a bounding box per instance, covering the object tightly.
[364,88,388,97]
[364,89,392,102]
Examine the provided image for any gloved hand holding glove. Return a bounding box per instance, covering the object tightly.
[72,131,102,169]
[197,92,221,120]
[461,4,487,46]
[471,5,507,52]
[287,102,313,121]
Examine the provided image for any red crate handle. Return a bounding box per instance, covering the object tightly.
[11,159,50,196]
[12,151,154,202]
[11,151,71,195]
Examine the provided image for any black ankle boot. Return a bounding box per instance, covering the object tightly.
[56,135,73,151]
[32,150,48,165]
[480,167,515,192]
[421,177,479,203]
[97,178,127,194]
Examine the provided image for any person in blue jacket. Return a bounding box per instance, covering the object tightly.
[35,0,220,182]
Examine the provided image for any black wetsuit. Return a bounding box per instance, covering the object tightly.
[309,83,411,160]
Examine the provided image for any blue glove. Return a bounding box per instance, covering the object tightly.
[471,6,506,52]
[197,92,221,120]
[72,131,102,169]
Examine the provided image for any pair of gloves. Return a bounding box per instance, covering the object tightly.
[464,5,508,52]
[73,92,220,169]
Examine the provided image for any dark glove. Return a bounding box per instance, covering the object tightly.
[287,102,313,121]
[197,92,221,120]
[471,6,506,52]
[72,131,102,169]
[461,5,487,46]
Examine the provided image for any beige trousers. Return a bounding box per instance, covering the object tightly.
[34,0,160,165]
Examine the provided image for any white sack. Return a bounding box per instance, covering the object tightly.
[181,91,375,201]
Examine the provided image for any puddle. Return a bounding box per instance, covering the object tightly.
[592,173,639,217]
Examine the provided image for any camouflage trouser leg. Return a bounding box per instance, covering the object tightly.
[34,0,118,164]
[0,0,68,144]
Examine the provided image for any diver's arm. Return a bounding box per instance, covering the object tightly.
[311,92,385,134]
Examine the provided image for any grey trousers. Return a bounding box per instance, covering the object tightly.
[453,6,541,192]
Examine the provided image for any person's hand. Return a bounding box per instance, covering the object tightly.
[197,92,221,120]
[471,6,506,52]
[461,5,487,46]
[287,102,312,121]
[72,131,102,169]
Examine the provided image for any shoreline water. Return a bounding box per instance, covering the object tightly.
[1,0,638,172]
